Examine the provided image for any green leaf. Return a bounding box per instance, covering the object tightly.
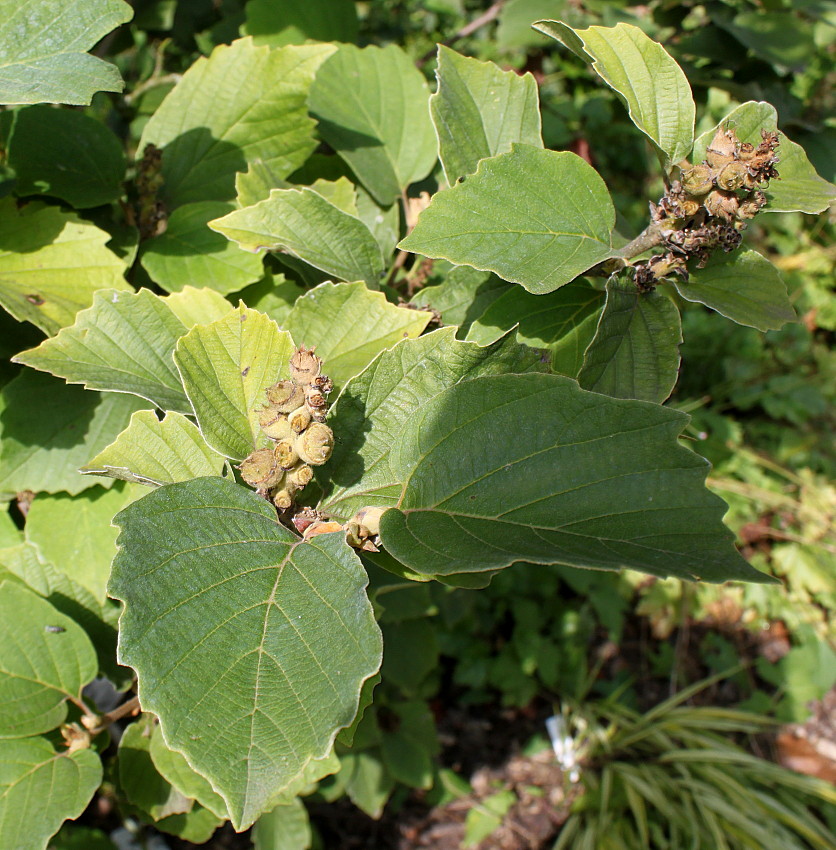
[252,799,312,850]
[164,286,235,327]
[109,476,382,830]
[431,46,543,184]
[0,0,131,106]
[244,0,358,47]
[14,289,194,413]
[0,542,125,686]
[375,373,766,583]
[534,20,695,168]
[118,715,193,821]
[284,282,433,390]
[0,580,96,737]
[319,328,544,521]
[399,145,615,295]
[691,102,836,215]
[210,189,385,287]
[47,825,116,850]
[174,305,294,461]
[0,371,147,498]
[153,804,224,843]
[379,701,438,789]
[309,44,438,205]
[24,482,142,600]
[411,267,510,337]
[82,410,226,487]
[140,202,264,295]
[0,504,19,549]
[341,750,394,818]
[674,250,795,332]
[577,278,682,403]
[149,721,228,819]
[717,10,815,73]
[0,737,101,850]
[239,274,306,327]
[0,198,129,335]
[465,278,603,352]
[5,105,126,208]
[464,790,515,847]
[139,39,334,207]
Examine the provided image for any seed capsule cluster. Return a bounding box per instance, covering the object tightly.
[239,347,334,511]
[635,126,780,287]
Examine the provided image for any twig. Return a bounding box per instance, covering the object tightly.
[419,0,507,64]
[85,695,141,735]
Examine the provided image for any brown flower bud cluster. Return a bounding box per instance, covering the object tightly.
[239,347,334,512]
[634,127,779,287]
[134,143,167,240]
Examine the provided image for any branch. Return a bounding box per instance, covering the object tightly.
[419,1,506,64]
[614,223,665,260]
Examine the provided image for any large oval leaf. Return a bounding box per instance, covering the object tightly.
[140,39,334,207]
[82,410,226,487]
[399,145,615,295]
[0,0,131,106]
[173,306,294,461]
[375,374,765,584]
[0,371,146,498]
[109,477,382,830]
[0,736,101,850]
[578,277,682,403]
[431,46,543,184]
[0,199,129,335]
[535,20,695,168]
[210,189,385,287]
[319,328,545,521]
[15,289,193,413]
[0,581,97,738]
[283,282,433,391]
[674,249,795,332]
[309,44,437,205]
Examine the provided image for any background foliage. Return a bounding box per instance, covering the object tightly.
[0,1,833,849]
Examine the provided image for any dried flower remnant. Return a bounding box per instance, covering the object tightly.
[634,127,780,286]
[239,346,334,512]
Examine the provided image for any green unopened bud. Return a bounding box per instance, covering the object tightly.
[681,164,713,196]
[716,162,746,192]
[287,463,313,489]
[295,423,334,466]
[265,380,305,413]
[239,448,283,488]
[273,488,294,510]
[287,405,311,433]
[259,410,292,441]
[275,438,299,469]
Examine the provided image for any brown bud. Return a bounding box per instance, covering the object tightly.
[275,438,299,469]
[287,405,311,433]
[311,374,333,396]
[681,164,713,196]
[289,346,321,385]
[287,463,314,489]
[239,448,283,488]
[265,380,305,413]
[716,162,747,192]
[295,423,334,466]
[705,127,737,169]
[259,410,292,441]
[737,142,755,162]
[704,189,739,221]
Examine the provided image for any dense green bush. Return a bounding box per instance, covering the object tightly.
[0,1,833,848]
